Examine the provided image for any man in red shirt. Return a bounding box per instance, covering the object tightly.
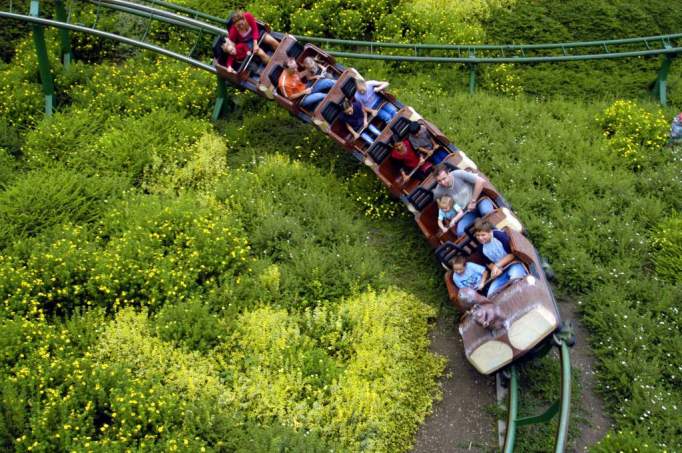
[390,139,433,182]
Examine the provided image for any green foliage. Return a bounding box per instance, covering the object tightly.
[591,430,661,453]
[153,298,226,353]
[217,288,444,452]
[66,55,214,117]
[0,117,23,157]
[651,213,682,285]
[346,169,403,219]
[0,148,18,190]
[482,0,682,104]
[481,63,523,97]
[597,99,670,169]
[215,155,389,309]
[0,194,250,318]
[23,108,213,190]
[0,167,126,248]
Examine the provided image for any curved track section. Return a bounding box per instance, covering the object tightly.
[1,2,582,450]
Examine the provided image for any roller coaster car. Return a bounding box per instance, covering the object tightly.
[416,202,522,249]
[439,229,561,375]
[366,107,423,197]
[256,35,303,102]
[311,69,362,147]
[213,20,272,88]
[297,44,341,78]
[406,162,502,216]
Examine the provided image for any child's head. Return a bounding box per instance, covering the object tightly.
[303,57,316,70]
[437,195,454,211]
[449,255,467,274]
[343,101,354,114]
[393,141,407,154]
[221,38,236,55]
[472,219,495,243]
[285,58,298,71]
[355,78,367,94]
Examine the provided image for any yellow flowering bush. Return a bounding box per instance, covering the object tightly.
[0,194,250,318]
[217,288,445,452]
[482,63,523,97]
[597,99,670,169]
[346,169,403,219]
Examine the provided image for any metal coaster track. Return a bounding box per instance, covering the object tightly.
[0,1,647,451]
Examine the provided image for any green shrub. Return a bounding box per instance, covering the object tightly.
[0,167,126,248]
[67,55,214,118]
[591,430,661,453]
[346,169,403,220]
[651,213,682,285]
[153,298,226,352]
[0,148,17,190]
[23,109,212,190]
[22,108,115,169]
[145,132,229,194]
[217,288,444,452]
[0,117,23,157]
[215,155,389,309]
[597,99,670,169]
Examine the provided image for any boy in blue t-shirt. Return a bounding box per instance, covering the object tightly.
[472,219,527,296]
[450,255,487,291]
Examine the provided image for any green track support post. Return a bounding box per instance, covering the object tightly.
[29,0,54,115]
[651,53,676,106]
[55,0,72,68]
[502,325,574,453]
[468,63,477,94]
[212,76,228,121]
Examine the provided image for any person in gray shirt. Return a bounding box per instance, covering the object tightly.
[432,163,495,236]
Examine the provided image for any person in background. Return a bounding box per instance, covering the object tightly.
[472,220,527,296]
[432,163,495,236]
[278,58,335,111]
[671,112,682,143]
[354,78,398,124]
[227,10,279,64]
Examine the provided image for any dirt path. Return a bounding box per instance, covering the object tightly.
[412,313,498,452]
[557,298,613,451]
[412,297,612,452]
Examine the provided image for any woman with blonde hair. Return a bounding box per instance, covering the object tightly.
[227,10,279,63]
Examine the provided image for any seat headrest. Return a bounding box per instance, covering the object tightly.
[269,65,284,87]
[322,102,341,124]
[341,79,357,99]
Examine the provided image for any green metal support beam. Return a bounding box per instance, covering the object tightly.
[55,0,71,67]
[468,64,476,94]
[651,52,676,106]
[29,0,54,115]
[502,333,573,453]
[212,76,229,121]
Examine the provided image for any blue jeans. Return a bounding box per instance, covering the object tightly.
[359,123,382,145]
[487,263,527,296]
[371,98,397,123]
[300,78,335,110]
[455,198,495,236]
